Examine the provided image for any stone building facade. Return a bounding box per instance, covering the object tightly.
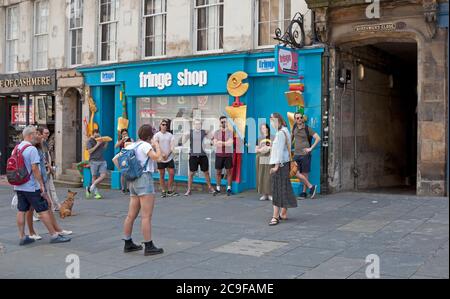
[306,0,448,196]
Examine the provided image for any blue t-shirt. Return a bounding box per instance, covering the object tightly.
[14,141,41,192]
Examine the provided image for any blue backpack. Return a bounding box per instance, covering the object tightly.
[118,142,149,182]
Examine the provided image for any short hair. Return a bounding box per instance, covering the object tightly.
[22,126,36,138]
[120,128,128,135]
[219,116,227,121]
[138,124,154,142]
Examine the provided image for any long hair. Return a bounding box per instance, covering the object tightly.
[271,113,287,130]
[260,123,271,139]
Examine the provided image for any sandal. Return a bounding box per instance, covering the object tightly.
[279,215,288,221]
[269,217,280,226]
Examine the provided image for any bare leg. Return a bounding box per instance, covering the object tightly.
[168,168,175,191]
[226,169,233,187]
[216,169,222,190]
[123,197,141,238]
[303,173,311,193]
[296,172,312,190]
[91,173,107,192]
[280,208,288,219]
[204,171,214,190]
[26,209,36,236]
[37,211,58,235]
[272,206,280,219]
[139,195,155,242]
[187,172,194,192]
[159,169,166,192]
[17,212,27,239]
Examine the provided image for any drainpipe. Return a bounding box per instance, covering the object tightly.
[321,46,330,194]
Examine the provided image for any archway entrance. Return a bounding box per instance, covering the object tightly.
[335,39,418,194]
[61,88,83,171]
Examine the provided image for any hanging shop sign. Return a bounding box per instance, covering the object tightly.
[139,69,208,90]
[0,70,56,94]
[275,46,299,76]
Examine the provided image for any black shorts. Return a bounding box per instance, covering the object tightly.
[189,155,209,172]
[157,159,175,170]
[215,156,233,170]
[16,190,49,213]
[294,154,312,174]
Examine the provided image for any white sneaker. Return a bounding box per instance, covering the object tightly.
[58,230,73,236]
[29,234,42,241]
[268,196,273,201]
[259,195,268,201]
[33,216,40,222]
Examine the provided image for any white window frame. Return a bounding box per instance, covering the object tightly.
[69,0,84,66]
[5,5,19,73]
[193,0,224,54]
[255,0,291,49]
[98,0,118,64]
[33,0,49,70]
[142,0,167,59]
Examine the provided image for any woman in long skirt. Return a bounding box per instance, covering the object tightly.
[256,123,273,201]
[268,113,297,226]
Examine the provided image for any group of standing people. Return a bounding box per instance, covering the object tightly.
[256,112,320,226]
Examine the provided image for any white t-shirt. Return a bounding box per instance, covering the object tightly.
[125,141,154,173]
[154,131,175,163]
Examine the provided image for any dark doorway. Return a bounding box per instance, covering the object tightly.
[351,42,418,194]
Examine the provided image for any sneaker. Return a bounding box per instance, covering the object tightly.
[33,215,40,222]
[268,196,273,201]
[29,234,43,241]
[85,186,92,199]
[161,191,167,198]
[121,189,127,194]
[144,241,164,256]
[124,239,143,253]
[299,192,308,200]
[260,195,268,201]
[309,185,317,199]
[20,236,36,246]
[50,235,71,244]
[208,188,217,195]
[58,230,73,236]
[167,191,179,197]
[94,193,102,200]
[184,190,192,196]
[227,189,232,197]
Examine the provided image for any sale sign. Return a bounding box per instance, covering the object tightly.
[11,105,34,124]
[275,46,299,76]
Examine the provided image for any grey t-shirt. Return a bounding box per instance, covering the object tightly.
[87,138,106,162]
[293,125,316,156]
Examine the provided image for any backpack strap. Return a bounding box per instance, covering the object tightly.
[134,141,151,171]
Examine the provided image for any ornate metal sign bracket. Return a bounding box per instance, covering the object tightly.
[274,12,306,49]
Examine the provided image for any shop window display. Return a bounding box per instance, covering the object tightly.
[137,95,228,179]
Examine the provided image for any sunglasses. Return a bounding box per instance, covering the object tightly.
[221,121,227,124]
[161,123,167,126]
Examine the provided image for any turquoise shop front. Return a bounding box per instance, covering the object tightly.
[77,48,324,195]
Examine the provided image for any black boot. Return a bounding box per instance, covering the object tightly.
[144,241,164,256]
[124,239,143,253]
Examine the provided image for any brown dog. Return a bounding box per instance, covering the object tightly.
[59,190,77,219]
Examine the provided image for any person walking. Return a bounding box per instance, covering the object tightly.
[40,127,60,211]
[213,116,234,196]
[115,128,133,193]
[291,113,321,199]
[256,123,273,201]
[154,119,179,198]
[11,126,71,245]
[86,129,109,199]
[268,113,297,226]
[113,124,164,256]
[183,119,217,196]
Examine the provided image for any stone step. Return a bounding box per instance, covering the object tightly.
[65,169,82,178]
[58,174,82,183]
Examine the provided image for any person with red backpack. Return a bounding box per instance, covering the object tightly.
[7,126,71,246]
[291,113,321,199]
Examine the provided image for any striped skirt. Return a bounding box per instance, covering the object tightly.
[271,162,298,209]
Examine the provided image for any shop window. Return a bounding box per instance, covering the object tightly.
[143,0,167,58]
[137,95,228,178]
[69,0,83,66]
[194,0,224,52]
[6,5,19,73]
[99,0,118,62]
[33,0,49,70]
[256,0,291,47]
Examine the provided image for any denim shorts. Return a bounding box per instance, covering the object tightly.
[90,161,108,177]
[129,172,155,197]
[16,190,49,213]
